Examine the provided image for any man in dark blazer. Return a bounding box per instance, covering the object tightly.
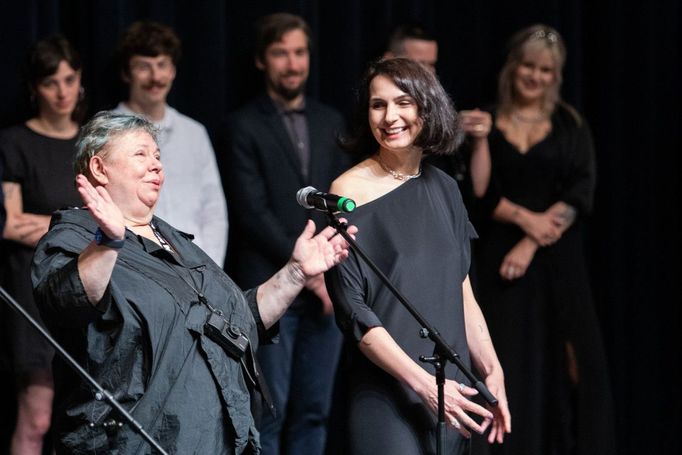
[217,13,350,455]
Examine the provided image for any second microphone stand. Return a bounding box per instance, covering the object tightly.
[325,211,497,455]
[0,286,169,455]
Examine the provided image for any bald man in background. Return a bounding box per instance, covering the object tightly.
[383,24,438,72]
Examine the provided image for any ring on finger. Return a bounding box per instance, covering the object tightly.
[458,382,465,392]
[450,417,461,429]
[473,124,485,132]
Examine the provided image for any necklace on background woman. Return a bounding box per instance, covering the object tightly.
[511,109,548,124]
[377,154,422,181]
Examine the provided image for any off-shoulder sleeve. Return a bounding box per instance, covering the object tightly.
[452,178,478,277]
[325,252,383,343]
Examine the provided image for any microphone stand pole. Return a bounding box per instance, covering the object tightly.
[325,212,497,455]
[0,286,169,455]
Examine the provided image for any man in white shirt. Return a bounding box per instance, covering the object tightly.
[114,21,228,266]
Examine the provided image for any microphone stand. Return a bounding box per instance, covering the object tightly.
[0,286,169,455]
[325,212,497,455]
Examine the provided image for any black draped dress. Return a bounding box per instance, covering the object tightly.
[472,106,616,455]
[0,124,80,373]
[326,164,476,455]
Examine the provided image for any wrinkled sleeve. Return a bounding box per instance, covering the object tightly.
[558,119,597,215]
[32,224,113,328]
[450,178,478,278]
[462,220,478,276]
[325,252,383,343]
[242,287,280,344]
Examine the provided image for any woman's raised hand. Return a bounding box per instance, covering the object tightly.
[460,109,492,139]
[76,174,126,240]
[289,219,357,282]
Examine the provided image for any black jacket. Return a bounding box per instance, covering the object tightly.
[33,208,266,454]
[217,95,350,292]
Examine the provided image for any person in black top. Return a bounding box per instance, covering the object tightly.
[0,35,84,455]
[471,24,616,455]
[31,111,355,454]
[325,58,511,455]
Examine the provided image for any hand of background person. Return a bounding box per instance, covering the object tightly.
[305,273,335,315]
[460,109,492,139]
[76,174,126,240]
[5,212,51,246]
[517,210,562,246]
[1,181,51,247]
[289,219,357,284]
[545,202,577,232]
[499,236,538,280]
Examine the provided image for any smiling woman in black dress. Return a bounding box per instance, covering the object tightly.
[325,58,511,455]
[471,25,616,455]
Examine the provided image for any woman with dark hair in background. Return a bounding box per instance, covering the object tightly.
[326,57,511,455]
[471,24,616,454]
[0,35,85,454]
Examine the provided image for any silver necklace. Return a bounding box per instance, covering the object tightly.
[511,110,548,124]
[377,155,422,181]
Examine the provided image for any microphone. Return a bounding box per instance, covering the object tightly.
[296,186,356,213]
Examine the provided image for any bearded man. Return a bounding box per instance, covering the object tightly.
[216,12,350,455]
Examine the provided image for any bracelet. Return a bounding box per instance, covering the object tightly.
[95,227,125,249]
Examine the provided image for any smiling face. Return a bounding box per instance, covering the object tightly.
[96,130,164,218]
[35,60,81,118]
[512,46,557,105]
[257,28,310,103]
[125,54,176,108]
[368,75,423,154]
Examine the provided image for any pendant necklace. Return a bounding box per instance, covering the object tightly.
[377,154,422,181]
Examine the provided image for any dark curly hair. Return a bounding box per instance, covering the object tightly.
[342,57,462,158]
[116,21,182,78]
[22,35,86,122]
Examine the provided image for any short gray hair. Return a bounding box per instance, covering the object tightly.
[73,111,159,176]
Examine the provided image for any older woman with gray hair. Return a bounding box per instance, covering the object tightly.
[31,111,355,454]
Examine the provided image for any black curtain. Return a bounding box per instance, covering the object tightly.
[1,1,679,454]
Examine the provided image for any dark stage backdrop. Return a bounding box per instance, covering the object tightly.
[0,1,679,454]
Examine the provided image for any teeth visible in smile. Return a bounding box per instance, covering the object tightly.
[385,127,405,134]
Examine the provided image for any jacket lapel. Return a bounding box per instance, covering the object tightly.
[306,101,324,183]
[257,96,305,184]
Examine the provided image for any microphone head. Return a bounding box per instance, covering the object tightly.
[296,186,316,209]
[337,197,356,213]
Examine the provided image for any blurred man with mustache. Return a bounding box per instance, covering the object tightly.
[113,21,228,266]
[217,12,350,455]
